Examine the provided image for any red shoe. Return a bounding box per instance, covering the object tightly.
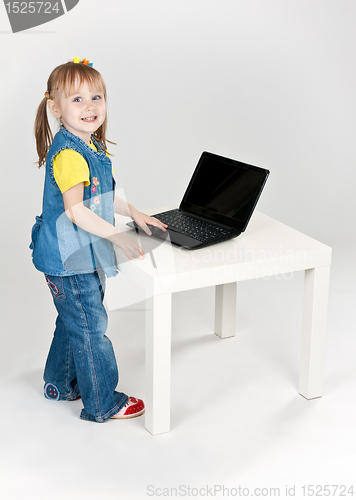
[111,397,145,419]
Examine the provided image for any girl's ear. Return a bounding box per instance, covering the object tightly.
[47,99,61,119]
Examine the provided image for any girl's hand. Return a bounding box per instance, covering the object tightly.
[131,208,168,235]
[63,184,145,261]
[111,231,144,261]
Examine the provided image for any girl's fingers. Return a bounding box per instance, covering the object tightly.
[124,247,143,260]
[137,223,151,236]
[130,242,144,259]
[146,218,167,231]
[114,233,144,260]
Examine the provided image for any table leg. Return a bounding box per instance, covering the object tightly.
[145,292,172,435]
[215,282,237,338]
[299,266,330,399]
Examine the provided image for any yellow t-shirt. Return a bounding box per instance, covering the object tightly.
[53,142,112,194]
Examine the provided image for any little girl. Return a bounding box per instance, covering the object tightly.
[30,58,167,423]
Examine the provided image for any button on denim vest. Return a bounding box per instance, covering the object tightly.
[30,126,118,278]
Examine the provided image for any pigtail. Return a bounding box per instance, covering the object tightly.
[34,97,53,168]
[93,118,116,153]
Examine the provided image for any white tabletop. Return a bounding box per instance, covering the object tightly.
[111,209,332,296]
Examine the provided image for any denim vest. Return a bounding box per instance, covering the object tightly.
[30,126,118,278]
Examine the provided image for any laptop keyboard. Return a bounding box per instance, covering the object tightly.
[153,210,232,243]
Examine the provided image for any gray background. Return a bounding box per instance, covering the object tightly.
[1,1,355,499]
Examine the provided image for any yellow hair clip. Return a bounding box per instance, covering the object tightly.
[44,91,50,99]
[72,56,93,67]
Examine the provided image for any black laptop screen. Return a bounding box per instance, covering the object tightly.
[180,152,269,230]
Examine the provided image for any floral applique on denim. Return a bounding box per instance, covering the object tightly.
[90,177,102,217]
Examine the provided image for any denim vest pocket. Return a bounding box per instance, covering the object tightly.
[45,275,66,301]
[29,215,43,250]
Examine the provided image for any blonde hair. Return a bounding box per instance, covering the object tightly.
[34,61,113,168]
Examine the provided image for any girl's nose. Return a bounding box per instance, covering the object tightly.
[86,100,95,110]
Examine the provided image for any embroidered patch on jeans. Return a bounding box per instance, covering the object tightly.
[44,276,66,301]
[44,383,60,401]
[45,277,60,296]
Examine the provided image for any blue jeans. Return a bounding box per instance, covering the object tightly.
[43,271,128,422]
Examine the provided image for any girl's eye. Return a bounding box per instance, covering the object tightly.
[93,95,101,100]
[74,97,82,102]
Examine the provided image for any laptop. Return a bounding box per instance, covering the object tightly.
[127,151,269,249]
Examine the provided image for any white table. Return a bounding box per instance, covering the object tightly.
[106,210,332,435]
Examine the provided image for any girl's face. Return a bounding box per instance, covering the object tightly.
[48,80,106,144]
